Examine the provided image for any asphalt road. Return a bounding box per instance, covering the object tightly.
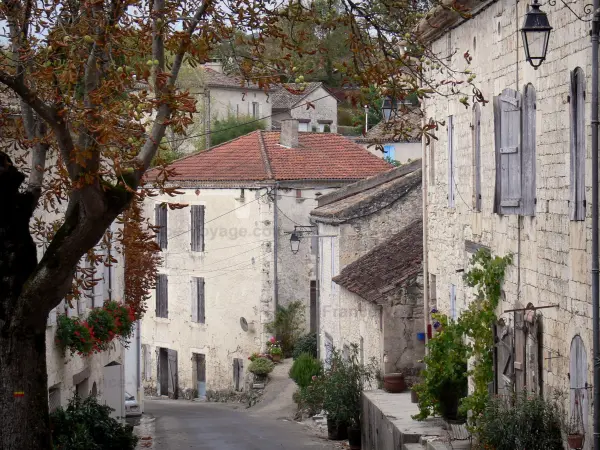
[142,399,339,450]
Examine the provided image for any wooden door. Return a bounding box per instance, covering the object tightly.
[233,358,243,391]
[167,349,178,399]
[570,336,589,433]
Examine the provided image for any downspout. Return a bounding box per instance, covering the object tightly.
[273,184,279,310]
[421,112,430,349]
[315,220,321,360]
[591,7,599,450]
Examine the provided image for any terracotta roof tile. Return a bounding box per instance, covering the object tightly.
[147,131,392,183]
[332,219,423,303]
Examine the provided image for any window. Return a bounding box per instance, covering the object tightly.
[493,86,536,215]
[48,386,61,413]
[298,122,310,132]
[448,115,455,208]
[570,68,586,221]
[191,205,205,252]
[472,104,482,211]
[156,274,168,318]
[252,102,259,119]
[383,145,395,160]
[450,284,456,319]
[191,277,205,323]
[155,203,168,250]
[570,335,589,432]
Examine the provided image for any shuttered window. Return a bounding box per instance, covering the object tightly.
[570,68,586,221]
[155,204,168,250]
[472,104,482,211]
[191,205,205,252]
[156,274,168,318]
[493,86,536,215]
[450,284,457,319]
[448,115,455,208]
[191,277,205,323]
[570,336,589,432]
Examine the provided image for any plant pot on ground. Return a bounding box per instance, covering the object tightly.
[383,373,406,393]
[327,417,348,441]
[411,388,419,404]
[347,424,361,450]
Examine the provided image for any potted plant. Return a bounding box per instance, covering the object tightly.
[270,345,283,362]
[566,390,585,449]
[247,357,275,383]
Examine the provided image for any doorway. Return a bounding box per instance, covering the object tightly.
[193,353,206,398]
[158,348,169,396]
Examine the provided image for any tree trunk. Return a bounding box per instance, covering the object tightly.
[0,329,52,449]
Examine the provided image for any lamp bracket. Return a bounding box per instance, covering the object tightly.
[548,0,593,22]
[284,225,317,237]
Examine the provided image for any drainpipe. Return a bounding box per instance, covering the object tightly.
[591,7,599,450]
[273,184,279,310]
[420,87,430,350]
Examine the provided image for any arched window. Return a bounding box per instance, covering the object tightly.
[570,67,586,221]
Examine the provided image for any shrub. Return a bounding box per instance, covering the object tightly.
[50,395,138,450]
[210,114,266,147]
[248,357,275,375]
[292,332,317,360]
[477,392,563,450]
[289,353,322,389]
[265,301,305,358]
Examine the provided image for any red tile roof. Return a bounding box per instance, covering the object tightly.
[152,131,392,183]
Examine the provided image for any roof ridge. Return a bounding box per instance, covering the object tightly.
[257,130,274,179]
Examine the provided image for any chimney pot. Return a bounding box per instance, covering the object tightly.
[280,119,299,148]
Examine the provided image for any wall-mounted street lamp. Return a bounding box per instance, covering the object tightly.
[520,0,553,69]
[290,231,301,254]
[381,97,398,122]
[286,225,317,254]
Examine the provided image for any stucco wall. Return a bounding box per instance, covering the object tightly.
[424,0,592,439]
[208,88,272,128]
[141,187,275,394]
[289,87,338,133]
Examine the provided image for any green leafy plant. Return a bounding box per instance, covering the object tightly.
[289,353,322,389]
[247,357,275,376]
[208,114,266,148]
[269,346,282,356]
[412,249,512,427]
[50,395,138,450]
[292,332,318,359]
[477,392,563,450]
[86,308,116,349]
[265,301,305,358]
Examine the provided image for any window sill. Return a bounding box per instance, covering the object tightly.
[155,317,170,323]
[190,322,207,327]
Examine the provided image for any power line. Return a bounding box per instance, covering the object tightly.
[276,205,304,226]
[162,244,263,272]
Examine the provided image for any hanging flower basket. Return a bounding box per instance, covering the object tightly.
[567,433,584,449]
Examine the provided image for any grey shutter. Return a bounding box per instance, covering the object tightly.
[448,115,455,207]
[191,205,205,252]
[191,278,198,322]
[142,344,152,381]
[570,336,589,432]
[155,204,167,249]
[497,88,522,214]
[156,274,168,318]
[493,96,502,213]
[514,311,526,392]
[522,84,536,216]
[570,68,586,221]
[473,104,482,211]
[525,312,540,393]
[167,349,178,399]
[198,277,205,324]
[494,321,514,396]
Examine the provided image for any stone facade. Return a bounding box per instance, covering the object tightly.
[311,163,425,373]
[272,84,339,133]
[422,0,593,440]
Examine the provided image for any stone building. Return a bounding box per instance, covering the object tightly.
[140,121,391,397]
[271,83,338,133]
[419,0,593,439]
[310,161,424,374]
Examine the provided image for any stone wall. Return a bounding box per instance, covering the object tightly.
[424,0,593,440]
[289,87,338,133]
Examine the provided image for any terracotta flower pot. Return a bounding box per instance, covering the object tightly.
[383,373,406,393]
[568,433,584,449]
[347,426,361,449]
[271,354,281,362]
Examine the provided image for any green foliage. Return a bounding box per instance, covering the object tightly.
[413,249,512,426]
[292,332,318,359]
[55,315,95,356]
[289,353,322,389]
[320,344,378,426]
[477,392,563,450]
[209,114,266,147]
[384,156,401,166]
[265,301,305,358]
[86,308,116,349]
[269,346,282,356]
[150,141,183,167]
[247,357,275,375]
[50,395,138,450]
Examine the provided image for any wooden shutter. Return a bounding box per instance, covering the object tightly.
[522,84,536,216]
[570,68,586,221]
[525,311,540,393]
[496,89,522,215]
[191,205,205,252]
[191,278,198,322]
[198,277,205,324]
[167,349,178,399]
[514,311,526,391]
[494,321,514,396]
[155,204,167,250]
[570,336,589,432]
[447,115,455,207]
[156,274,168,318]
[142,344,152,381]
[473,104,482,211]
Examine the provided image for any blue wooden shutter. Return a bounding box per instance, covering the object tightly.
[496,88,522,215]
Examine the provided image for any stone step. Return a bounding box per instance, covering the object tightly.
[403,444,424,450]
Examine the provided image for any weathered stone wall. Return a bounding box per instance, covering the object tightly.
[289,87,339,133]
[141,187,275,392]
[424,0,592,439]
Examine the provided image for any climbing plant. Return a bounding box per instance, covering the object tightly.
[412,249,512,429]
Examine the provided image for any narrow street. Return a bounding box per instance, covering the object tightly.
[141,399,340,450]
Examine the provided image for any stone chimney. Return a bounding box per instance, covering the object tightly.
[280,119,299,148]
